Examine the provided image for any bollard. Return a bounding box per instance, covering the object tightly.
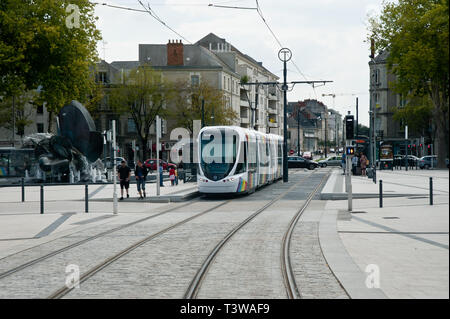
[40,184,44,214]
[379,180,383,208]
[429,177,433,206]
[21,178,25,202]
[85,184,89,213]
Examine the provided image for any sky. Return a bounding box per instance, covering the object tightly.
[93,0,384,126]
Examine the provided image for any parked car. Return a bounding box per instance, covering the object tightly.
[318,156,342,168]
[288,156,319,170]
[103,157,126,170]
[302,152,313,160]
[419,156,437,169]
[394,154,419,167]
[144,159,176,171]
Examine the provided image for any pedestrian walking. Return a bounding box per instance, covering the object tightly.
[341,153,346,175]
[134,160,148,200]
[352,153,359,175]
[169,167,176,186]
[360,153,368,176]
[159,165,164,187]
[175,167,179,185]
[117,160,131,200]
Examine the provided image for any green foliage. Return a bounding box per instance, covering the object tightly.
[368,0,449,165]
[0,0,102,132]
[392,96,433,136]
[357,124,370,137]
[171,81,239,133]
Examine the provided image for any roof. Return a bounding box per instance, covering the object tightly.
[196,33,278,79]
[138,43,237,75]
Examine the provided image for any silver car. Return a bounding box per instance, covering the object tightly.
[318,156,342,168]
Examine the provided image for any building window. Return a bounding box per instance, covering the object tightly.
[37,104,43,114]
[96,72,108,84]
[37,123,44,133]
[128,118,137,133]
[191,75,199,86]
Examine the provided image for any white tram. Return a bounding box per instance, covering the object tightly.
[197,126,283,194]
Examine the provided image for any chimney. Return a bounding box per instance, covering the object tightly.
[167,39,184,66]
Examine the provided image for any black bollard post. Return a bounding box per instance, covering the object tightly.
[40,184,44,214]
[430,177,433,206]
[85,184,89,213]
[21,178,25,202]
[379,180,383,208]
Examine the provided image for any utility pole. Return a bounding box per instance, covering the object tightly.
[282,49,289,182]
[241,48,332,183]
[112,120,118,214]
[324,116,328,158]
[356,97,359,138]
[11,95,15,147]
[297,111,300,156]
[156,115,161,196]
[201,97,205,128]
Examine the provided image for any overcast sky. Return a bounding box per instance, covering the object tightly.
[93,0,384,126]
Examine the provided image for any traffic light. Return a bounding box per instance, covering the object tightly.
[345,115,354,140]
[346,146,355,156]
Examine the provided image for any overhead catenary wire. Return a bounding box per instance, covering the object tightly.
[92,1,192,44]
[137,0,193,44]
[254,1,321,98]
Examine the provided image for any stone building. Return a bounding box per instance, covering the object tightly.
[93,33,283,163]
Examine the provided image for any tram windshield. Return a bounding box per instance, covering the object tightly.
[200,129,238,181]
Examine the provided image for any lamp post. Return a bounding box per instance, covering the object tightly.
[278,48,292,183]
[297,110,300,156]
[200,95,205,128]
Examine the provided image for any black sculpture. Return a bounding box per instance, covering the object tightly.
[23,101,104,182]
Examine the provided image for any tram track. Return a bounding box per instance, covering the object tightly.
[184,170,325,299]
[281,172,330,299]
[47,199,233,299]
[0,199,202,280]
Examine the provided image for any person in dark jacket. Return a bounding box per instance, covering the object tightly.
[134,160,148,200]
[117,160,131,200]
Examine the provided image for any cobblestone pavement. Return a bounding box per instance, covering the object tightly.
[0,169,344,299]
[290,200,348,299]
[196,171,346,299]
[0,201,222,298]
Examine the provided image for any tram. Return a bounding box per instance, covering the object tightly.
[197,126,283,194]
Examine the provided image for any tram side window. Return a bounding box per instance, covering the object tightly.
[235,141,247,174]
[248,140,257,171]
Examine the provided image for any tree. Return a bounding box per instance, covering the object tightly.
[171,81,239,133]
[0,0,102,132]
[109,65,173,160]
[0,90,35,140]
[392,95,434,140]
[357,124,370,137]
[368,0,449,167]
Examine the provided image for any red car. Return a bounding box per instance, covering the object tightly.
[144,159,176,171]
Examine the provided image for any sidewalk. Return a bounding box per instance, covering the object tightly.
[320,168,449,298]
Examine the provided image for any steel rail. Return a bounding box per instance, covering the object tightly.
[281,172,330,299]
[47,199,231,299]
[0,199,201,280]
[184,171,320,299]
